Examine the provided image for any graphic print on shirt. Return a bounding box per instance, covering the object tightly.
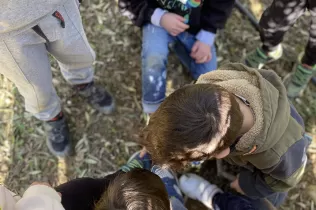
[156,0,202,23]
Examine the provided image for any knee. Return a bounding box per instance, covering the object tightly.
[143,54,167,74]
[142,56,167,86]
[142,55,167,100]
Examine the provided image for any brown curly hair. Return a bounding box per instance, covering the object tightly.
[139,84,243,170]
[95,169,170,210]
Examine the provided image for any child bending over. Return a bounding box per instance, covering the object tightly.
[141,63,309,208]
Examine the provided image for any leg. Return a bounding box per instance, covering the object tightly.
[174,32,217,79]
[0,33,60,121]
[170,197,188,210]
[46,0,95,85]
[46,0,114,113]
[244,0,306,69]
[260,0,307,52]
[302,2,316,66]
[141,24,171,113]
[152,166,187,209]
[0,30,70,156]
[285,3,316,98]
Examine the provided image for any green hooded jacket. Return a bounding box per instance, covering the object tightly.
[196,63,308,198]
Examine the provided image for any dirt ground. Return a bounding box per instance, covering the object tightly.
[0,0,316,209]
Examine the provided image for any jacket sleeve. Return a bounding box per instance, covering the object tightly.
[239,136,309,198]
[16,185,65,210]
[118,0,158,27]
[200,0,235,34]
[0,186,20,210]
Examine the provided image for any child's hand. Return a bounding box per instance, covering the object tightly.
[191,41,212,64]
[230,175,245,195]
[160,13,189,36]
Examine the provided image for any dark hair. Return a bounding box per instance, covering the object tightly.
[94,169,170,210]
[140,84,243,170]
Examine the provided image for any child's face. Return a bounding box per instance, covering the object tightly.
[188,144,231,160]
[170,144,231,168]
[214,147,231,159]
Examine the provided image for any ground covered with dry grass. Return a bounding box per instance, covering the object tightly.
[0,0,316,209]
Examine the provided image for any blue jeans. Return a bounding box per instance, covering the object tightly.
[142,24,217,113]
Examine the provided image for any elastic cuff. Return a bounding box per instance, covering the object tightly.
[196,30,216,46]
[33,104,62,121]
[23,185,61,202]
[203,185,223,209]
[151,8,167,27]
[142,101,163,113]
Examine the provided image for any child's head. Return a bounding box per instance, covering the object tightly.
[95,168,170,210]
[140,84,243,169]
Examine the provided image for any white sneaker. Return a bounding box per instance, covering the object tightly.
[179,173,222,209]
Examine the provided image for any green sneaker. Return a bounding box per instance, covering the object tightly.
[285,63,316,98]
[244,45,283,69]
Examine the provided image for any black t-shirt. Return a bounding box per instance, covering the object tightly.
[55,171,121,210]
[118,0,235,34]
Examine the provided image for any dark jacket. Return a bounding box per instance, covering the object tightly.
[118,0,235,35]
[55,171,122,210]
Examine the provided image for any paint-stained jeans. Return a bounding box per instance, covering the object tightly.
[260,0,316,65]
[142,24,217,113]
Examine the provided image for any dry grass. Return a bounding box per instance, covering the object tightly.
[0,0,315,209]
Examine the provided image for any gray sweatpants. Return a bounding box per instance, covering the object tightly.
[0,0,95,121]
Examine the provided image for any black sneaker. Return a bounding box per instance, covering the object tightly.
[77,82,115,114]
[44,115,71,157]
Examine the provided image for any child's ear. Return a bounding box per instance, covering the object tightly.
[214,148,230,159]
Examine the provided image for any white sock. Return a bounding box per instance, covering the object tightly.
[179,174,222,209]
[267,44,283,59]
